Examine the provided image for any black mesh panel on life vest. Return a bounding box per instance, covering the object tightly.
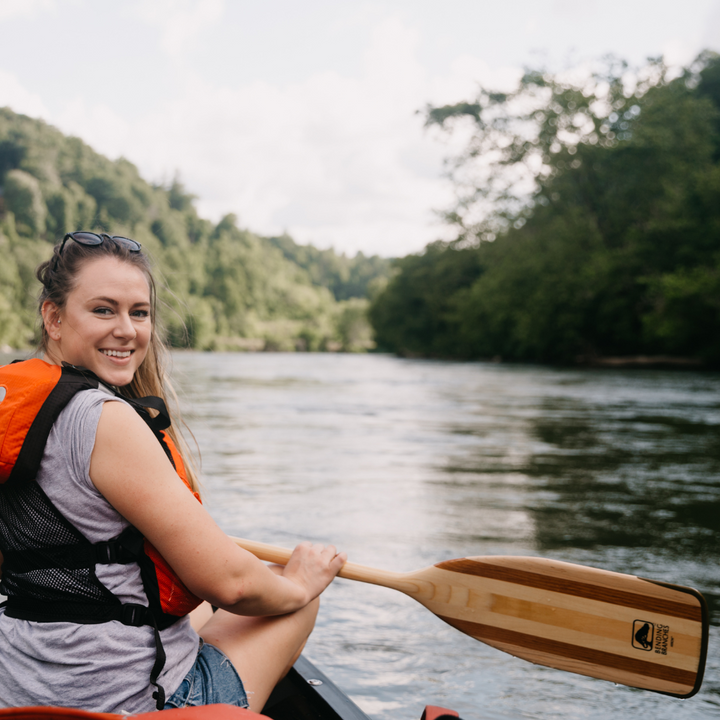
[0,478,121,622]
[0,477,171,707]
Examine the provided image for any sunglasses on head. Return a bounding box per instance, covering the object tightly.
[52,232,142,271]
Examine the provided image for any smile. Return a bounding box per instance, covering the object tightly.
[100,349,133,358]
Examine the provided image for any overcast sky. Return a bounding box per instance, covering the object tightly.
[1,0,719,257]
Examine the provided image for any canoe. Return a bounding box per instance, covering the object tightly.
[263,655,371,720]
[0,656,460,720]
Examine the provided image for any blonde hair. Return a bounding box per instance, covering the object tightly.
[36,234,201,493]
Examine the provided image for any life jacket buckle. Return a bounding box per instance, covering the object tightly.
[121,603,149,627]
[95,541,119,563]
[95,537,138,564]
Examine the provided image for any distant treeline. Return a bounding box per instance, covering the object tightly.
[369,52,720,366]
[0,107,391,352]
[267,234,390,302]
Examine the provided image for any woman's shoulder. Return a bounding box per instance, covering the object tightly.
[60,385,128,423]
[51,387,129,463]
[39,389,131,507]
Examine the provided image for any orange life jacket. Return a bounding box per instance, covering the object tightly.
[0,358,202,707]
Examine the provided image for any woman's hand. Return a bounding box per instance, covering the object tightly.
[281,542,347,605]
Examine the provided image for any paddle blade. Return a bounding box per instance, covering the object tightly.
[411,556,707,698]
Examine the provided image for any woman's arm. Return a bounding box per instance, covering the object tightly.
[90,400,345,616]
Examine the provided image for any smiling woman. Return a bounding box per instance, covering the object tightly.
[41,256,152,388]
[37,232,157,393]
[0,233,346,714]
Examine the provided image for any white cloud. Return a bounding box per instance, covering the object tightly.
[45,16,496,256]
[0,0,55,21]
[53,99,132,160]
[0,69,50,118]
[131,0,225,59]
[703,1,720,51]
[0,12,585,257]
[1,2,719,258]
[662,37,705,68]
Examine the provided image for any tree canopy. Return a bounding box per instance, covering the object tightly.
[370,52,720,365]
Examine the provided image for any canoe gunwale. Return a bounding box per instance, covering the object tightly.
[262,655,372,720]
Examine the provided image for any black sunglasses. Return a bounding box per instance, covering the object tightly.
[53,232,142,271]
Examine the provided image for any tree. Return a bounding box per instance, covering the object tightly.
[370,52,720,363]
[3,169,46,236]
[369,243,483,356]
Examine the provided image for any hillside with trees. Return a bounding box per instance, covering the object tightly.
[266,233,390,302]
[0,108,390,353]
[370,52,720,366]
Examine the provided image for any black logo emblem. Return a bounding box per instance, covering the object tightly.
[632,620,654,650]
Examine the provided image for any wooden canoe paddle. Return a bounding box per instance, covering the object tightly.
[231,537,708,698]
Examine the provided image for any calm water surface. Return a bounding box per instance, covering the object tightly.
[170,352,719,720]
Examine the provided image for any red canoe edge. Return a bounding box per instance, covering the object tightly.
[0,704,268,720]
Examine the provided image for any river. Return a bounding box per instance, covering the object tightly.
[168,352,719,720]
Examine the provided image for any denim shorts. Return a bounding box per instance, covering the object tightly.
[164,640,249,709]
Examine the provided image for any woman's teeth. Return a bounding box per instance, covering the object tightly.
[101,350,132,358]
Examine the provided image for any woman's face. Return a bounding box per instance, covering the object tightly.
[43,256,152,387]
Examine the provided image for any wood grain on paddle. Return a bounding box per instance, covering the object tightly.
[231,537,708,698]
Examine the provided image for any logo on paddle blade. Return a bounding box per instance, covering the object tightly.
[632,620,654,651]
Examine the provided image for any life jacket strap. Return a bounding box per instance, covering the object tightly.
[116,603,168,709]
[2,526,145,571]
[93,538,138,564]
[125,395,172,433]
[148,619,167,709]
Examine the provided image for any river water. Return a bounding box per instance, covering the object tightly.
[1,347,717,719]
[167,352,719,720]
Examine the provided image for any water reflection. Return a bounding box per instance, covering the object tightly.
[521,408,717,551]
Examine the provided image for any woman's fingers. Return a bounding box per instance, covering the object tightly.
[317,543,347,572]
[282,541,347,602]
[294,542,343,565]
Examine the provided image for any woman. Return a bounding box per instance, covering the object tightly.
[0,232,346,714]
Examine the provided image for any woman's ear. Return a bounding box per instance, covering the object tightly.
[41,301,62,341]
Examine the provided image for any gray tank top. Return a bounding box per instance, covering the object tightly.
[0,387,199,713]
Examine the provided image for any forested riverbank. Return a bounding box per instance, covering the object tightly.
[0,108,390,352]
[2,53,719,366]
[370,53,720,366]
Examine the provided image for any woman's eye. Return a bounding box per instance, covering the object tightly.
[93,307,112,315]
[132,310,150,319]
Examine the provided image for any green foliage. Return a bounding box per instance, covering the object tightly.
[3,169,46,235]
[369,243,483,356]
[333,298,374,352]
[643,261,720,358]
[266,234,392,301]
[0,108,385,353]
[371,52,720,364]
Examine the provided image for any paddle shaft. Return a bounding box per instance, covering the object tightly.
[230,536,413,591]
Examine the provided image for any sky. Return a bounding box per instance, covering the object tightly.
[1,0,719,257]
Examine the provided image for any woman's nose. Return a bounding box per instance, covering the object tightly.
[113,313,137,339]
